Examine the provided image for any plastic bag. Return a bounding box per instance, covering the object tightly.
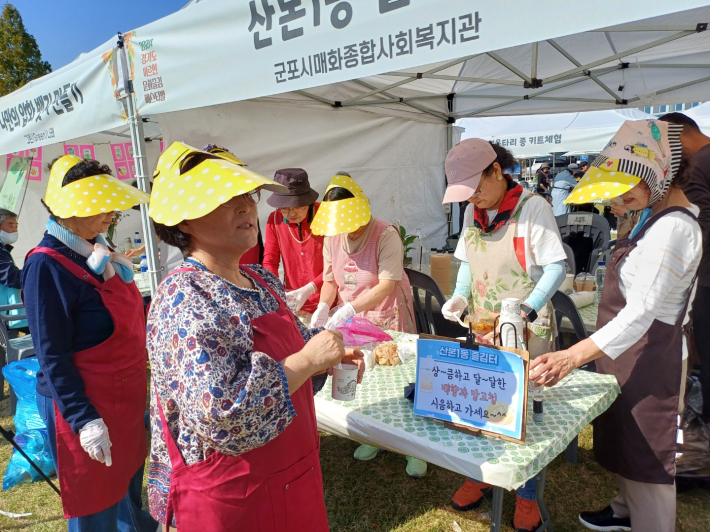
[336,317,392,347]
[2,358,56,490]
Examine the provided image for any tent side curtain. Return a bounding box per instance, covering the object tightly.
[157,96,450,247]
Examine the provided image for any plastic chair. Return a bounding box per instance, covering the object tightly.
[590,239,616,274]
[0,304,36,414]
[550,291,595,464]
[555,213,610,272]
[562,243,576,275]
[404,268,446,336]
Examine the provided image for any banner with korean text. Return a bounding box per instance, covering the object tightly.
[132,0,706,117]
[0,40,124,156]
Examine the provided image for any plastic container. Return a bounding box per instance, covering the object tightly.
[133,232,142,246]
[595,261,606,305]
[123,236,133,252]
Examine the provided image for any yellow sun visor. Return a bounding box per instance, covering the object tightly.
[45,155,149,218]
[149,141,286,226]
[310,174,372,236]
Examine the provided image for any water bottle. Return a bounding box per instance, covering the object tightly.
[134,232,142,247]
[420,247,431,275]
[139,254,148,285]
[123,236,133,252]
[595,261,606,305]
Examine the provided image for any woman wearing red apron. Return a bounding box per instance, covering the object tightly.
[22,155,156,532]
[263,168,325,316]
[146,142,363,531]
[531,120,702,532]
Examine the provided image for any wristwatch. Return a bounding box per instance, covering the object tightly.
[520,304,537,323]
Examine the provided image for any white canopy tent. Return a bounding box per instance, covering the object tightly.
[683,100,710,133]
[1,1,709,290]
[457,108,657,159]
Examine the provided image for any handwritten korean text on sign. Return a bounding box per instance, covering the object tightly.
[414,339,526,441]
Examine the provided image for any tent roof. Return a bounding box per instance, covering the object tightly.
[2,1,710,157]
[297,6,710,121]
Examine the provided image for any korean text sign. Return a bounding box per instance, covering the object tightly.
[414,338,527,443]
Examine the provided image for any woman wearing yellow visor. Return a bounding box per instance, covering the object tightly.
[530,120,702,532]
[145,143,363,531]
[310,174,425,476]
[22,155,156,531]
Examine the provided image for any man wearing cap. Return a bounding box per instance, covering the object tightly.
[536,163,551,193]
[551,163,579,216]
[263,168,325,314]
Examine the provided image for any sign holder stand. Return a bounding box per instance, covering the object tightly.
[419,324,531,444]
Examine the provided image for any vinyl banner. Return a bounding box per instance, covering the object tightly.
[0,40,124,155]
[132,0,707,116]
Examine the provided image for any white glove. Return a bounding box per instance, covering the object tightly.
[285,282,317,312]
[325,303,357,330]
[310,302,330,329]
[442,295,468,323]
[79,418,113,466]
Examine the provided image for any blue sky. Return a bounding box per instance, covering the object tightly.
[8,0,186,70]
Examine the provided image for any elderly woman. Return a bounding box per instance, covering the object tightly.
[22,156,156,532]
[146,143,363,531]
[440,139,567,532]
[0,208,27,332]
[262,168,324,314]
[530,120,701,532]
[309,174,424,476]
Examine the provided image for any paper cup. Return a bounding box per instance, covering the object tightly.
[560,273,574,294]
[331,363,359,401]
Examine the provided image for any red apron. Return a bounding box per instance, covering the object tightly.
[27,247,148,518]
[155,265,329,531]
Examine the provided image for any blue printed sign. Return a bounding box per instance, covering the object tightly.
[414,337,528,443]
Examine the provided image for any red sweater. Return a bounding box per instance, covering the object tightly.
[263,204,324,313]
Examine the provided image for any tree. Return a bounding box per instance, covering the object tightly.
[0,3,51,97]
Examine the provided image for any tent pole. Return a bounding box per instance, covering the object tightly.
[446,123,454,236]
[125,95,162,294]
[116,35,162,295]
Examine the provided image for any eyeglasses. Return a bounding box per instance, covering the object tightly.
[220,189,261,208]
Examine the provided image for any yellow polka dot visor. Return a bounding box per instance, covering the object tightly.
[45,155,149,218]
[149,141,286,226]
[564,161,640,204]
[310,174,372,236]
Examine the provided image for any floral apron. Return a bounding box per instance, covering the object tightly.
[465,195,555,357]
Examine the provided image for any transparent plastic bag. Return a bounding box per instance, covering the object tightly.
[1,358,56,490]
[336,317,392,347]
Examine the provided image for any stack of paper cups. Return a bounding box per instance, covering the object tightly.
[499,298,524,349]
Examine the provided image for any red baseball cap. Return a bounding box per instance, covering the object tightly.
[443,139,497,203]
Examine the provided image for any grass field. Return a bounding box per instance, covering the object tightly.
[0,385,709,531]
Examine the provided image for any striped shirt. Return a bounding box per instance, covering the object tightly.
[591,208,701,360]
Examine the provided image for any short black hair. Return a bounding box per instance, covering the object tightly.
[485,142,517,176]
[151,152,223,255]
[659,112,701,132]
[324,186,355,202]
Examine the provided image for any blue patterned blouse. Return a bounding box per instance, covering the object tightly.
[146,259,323,524]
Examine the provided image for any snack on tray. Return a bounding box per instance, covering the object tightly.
[374,342,400,366]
